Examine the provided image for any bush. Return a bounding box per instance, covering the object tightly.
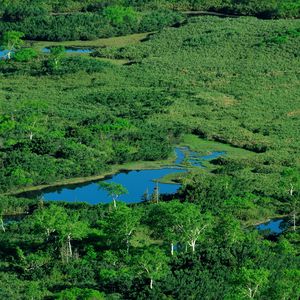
[14,48,38,62]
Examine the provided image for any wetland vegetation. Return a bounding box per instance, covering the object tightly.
[0,1,299,299]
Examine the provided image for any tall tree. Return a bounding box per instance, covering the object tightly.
[176,203,212,253]
[237,268,270,299]
[32,205,88,262]
[137,248,170,289]
[101,203,141,253]
[281,168,299,231]
[0,209,5,232]
[98,182,128,208]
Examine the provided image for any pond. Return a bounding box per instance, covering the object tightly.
[0,50,10,59]
[256,218,286,234]
[20,147,225,205]
[42,47,94,54]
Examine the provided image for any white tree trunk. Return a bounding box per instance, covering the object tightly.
[150,278,153,289]
[191,240,196,253]
[171,243,174,256]
[67,234,72,258]
[0,218,5,232]
[290,184,294,196]
[113,198,117,208]
[7,51,11,60]
[293,211,296,232]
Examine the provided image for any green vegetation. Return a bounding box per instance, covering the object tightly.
[0,2,299,299]
[0,0,299,42]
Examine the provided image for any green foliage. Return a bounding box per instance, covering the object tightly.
[137,247,170,289]
[14,48,38,62]
[98,182,128,207]
[0,30,24,59]
[56,288,105,300]
[0,10,299,300]
[0,8,182,41]
[103,5,137,26]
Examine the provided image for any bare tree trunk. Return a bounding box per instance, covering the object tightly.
[0,218,5,232]
[290,184,294,196]
[7,51,11,60]
[191,241,196,253]
[113,198,117,209]
[293,210,296,232]
[67,234,72,258]
[29,131,33,140]
[171,243,174,256]
[126,238,130,254]
[150,278,153,289]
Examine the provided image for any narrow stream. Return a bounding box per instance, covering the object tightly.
[42,47,94,54]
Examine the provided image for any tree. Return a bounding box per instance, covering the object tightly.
[273,269,300,300]
[146,201,212,255]
[0,31,24,60]
[137,248,170,289]
[0,209,5,232]
[176,203,212,253]
[103,5,137,26]
[32,205,88,262]
[145,201,186,256]
[281,168,300,231]
[98,182,128,208]
[238,268,270,299]
[56,288,105,300]
[47,46,65,71]
[102,203,141,253]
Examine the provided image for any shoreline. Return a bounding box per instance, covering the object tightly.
[3,137,252,197]
[3,156,179,197]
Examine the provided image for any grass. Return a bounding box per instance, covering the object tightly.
[1,16,299,200]
[131,226,163,248]
[29,32,152,51]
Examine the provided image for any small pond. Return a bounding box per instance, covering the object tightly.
[0,50,10,59]
[20,147,225,205]
[42,47,94,54]
[256,218,287,234]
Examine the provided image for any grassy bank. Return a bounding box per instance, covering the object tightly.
[5,150,177,196]
[30,32,152,52]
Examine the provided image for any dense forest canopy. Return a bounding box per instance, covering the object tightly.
[0,0,299,299]
[0,0,300,16]
[0,1,299,41]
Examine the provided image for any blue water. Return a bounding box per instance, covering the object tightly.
[42,168,184,204]
[174,147,187,164]
[174,147,225,167]
[0,50,11,59]
[201,151,226,160]
[42,47,94,54]
[256,219,284,234]
[21,147,225,204]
